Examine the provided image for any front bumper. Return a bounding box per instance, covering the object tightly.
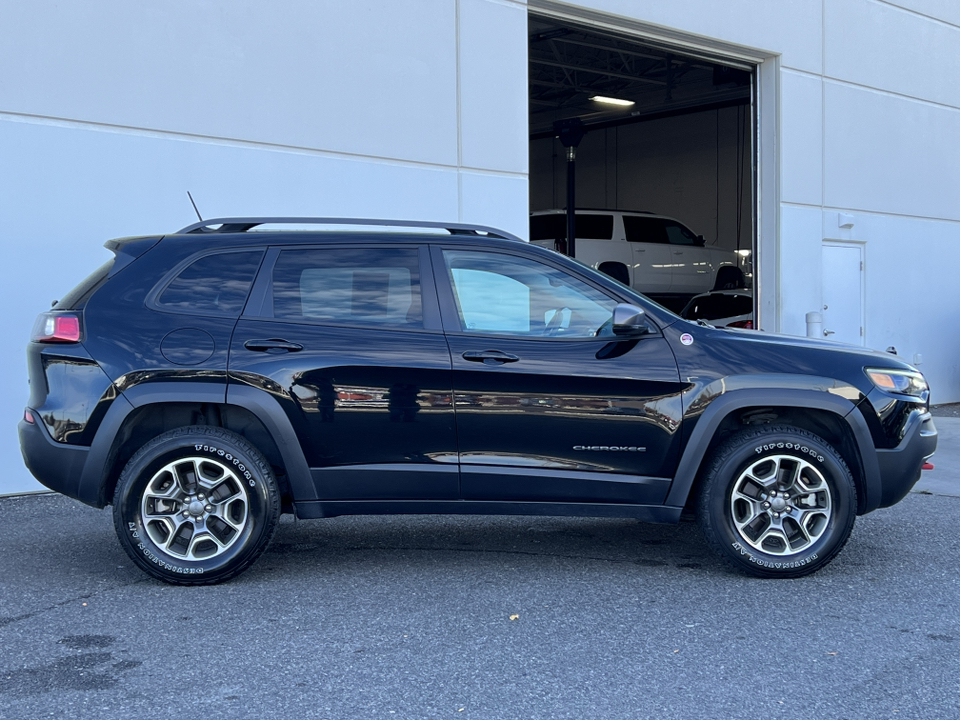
[874,411,938,508]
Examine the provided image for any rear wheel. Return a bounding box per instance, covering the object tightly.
[698,425,856,577]
[113,426,280,585]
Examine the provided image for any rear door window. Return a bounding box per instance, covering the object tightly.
[623,217,667,244]
[271,247,422,328]
[530,214,614,240]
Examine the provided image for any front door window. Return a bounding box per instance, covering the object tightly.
[443,250,617,339]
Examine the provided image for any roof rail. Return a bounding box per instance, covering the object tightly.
[175,217,523,242]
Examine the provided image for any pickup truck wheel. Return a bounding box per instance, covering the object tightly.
[112,426,280,585]
[697,425,856,577]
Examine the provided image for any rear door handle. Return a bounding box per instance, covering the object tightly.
[462,350,520,364]
[244,338,304,353]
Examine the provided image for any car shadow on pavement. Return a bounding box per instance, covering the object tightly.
[258,514,725,578]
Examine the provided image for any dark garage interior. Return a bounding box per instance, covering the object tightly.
[528,15,756,313]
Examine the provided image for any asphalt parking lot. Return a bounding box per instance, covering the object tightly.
[1,418,957,720]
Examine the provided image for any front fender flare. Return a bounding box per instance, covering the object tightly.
[665,387,880,511]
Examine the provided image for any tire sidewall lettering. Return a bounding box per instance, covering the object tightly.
[133,540,204,574]
[193,444,256,486]
[730,540,819,570]
[125,514,207,575]
[754,441,825,464]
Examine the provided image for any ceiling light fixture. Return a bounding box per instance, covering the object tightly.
[589,95,635,106]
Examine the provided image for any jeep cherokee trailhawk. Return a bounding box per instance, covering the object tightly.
[19,218,937,584]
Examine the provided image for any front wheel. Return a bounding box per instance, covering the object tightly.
[112,426,280,585]
[697,425,857,578]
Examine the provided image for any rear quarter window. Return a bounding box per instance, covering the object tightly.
[156,250,264,316]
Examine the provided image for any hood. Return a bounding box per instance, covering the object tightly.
[715,327,915,367]
[664,320,923,398]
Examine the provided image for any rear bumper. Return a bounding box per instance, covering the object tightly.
[19,416,90,503]
[874,412,938,508]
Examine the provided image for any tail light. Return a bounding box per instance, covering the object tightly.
[728,319,754,329]
[31,312,82,343]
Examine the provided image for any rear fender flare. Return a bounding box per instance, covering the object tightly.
[226,385,315,502]
[78,382,315,507]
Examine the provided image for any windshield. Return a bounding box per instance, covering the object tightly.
[681,293,753,321]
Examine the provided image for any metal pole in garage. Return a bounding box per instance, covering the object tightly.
[554,118,585,258]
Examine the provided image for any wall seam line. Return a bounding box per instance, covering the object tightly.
[871,0,960,31]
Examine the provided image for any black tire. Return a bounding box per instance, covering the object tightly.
[598,262,630,286]
[697,425,856,578]
[112,426,280,585]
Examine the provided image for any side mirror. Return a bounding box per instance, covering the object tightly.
[696,234,706,247]
[612,303,651,337]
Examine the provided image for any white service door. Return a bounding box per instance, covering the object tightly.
[821,242,863,345]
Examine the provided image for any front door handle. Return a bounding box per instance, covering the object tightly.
[244,338,304,353]
[462,350,520,364]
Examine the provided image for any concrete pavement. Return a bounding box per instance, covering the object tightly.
[2,490,959,720]
[0,417,956,720]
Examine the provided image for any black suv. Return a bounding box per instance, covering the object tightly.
[19,218,938,584]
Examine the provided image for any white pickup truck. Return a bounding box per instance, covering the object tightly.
[530,209,744,296]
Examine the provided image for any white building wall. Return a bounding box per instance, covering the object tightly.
[2,0,958,494]
[0,0,529,494]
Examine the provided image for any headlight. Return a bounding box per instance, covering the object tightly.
[865,368,928,397]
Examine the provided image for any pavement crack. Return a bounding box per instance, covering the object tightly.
[0,579,150,631]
